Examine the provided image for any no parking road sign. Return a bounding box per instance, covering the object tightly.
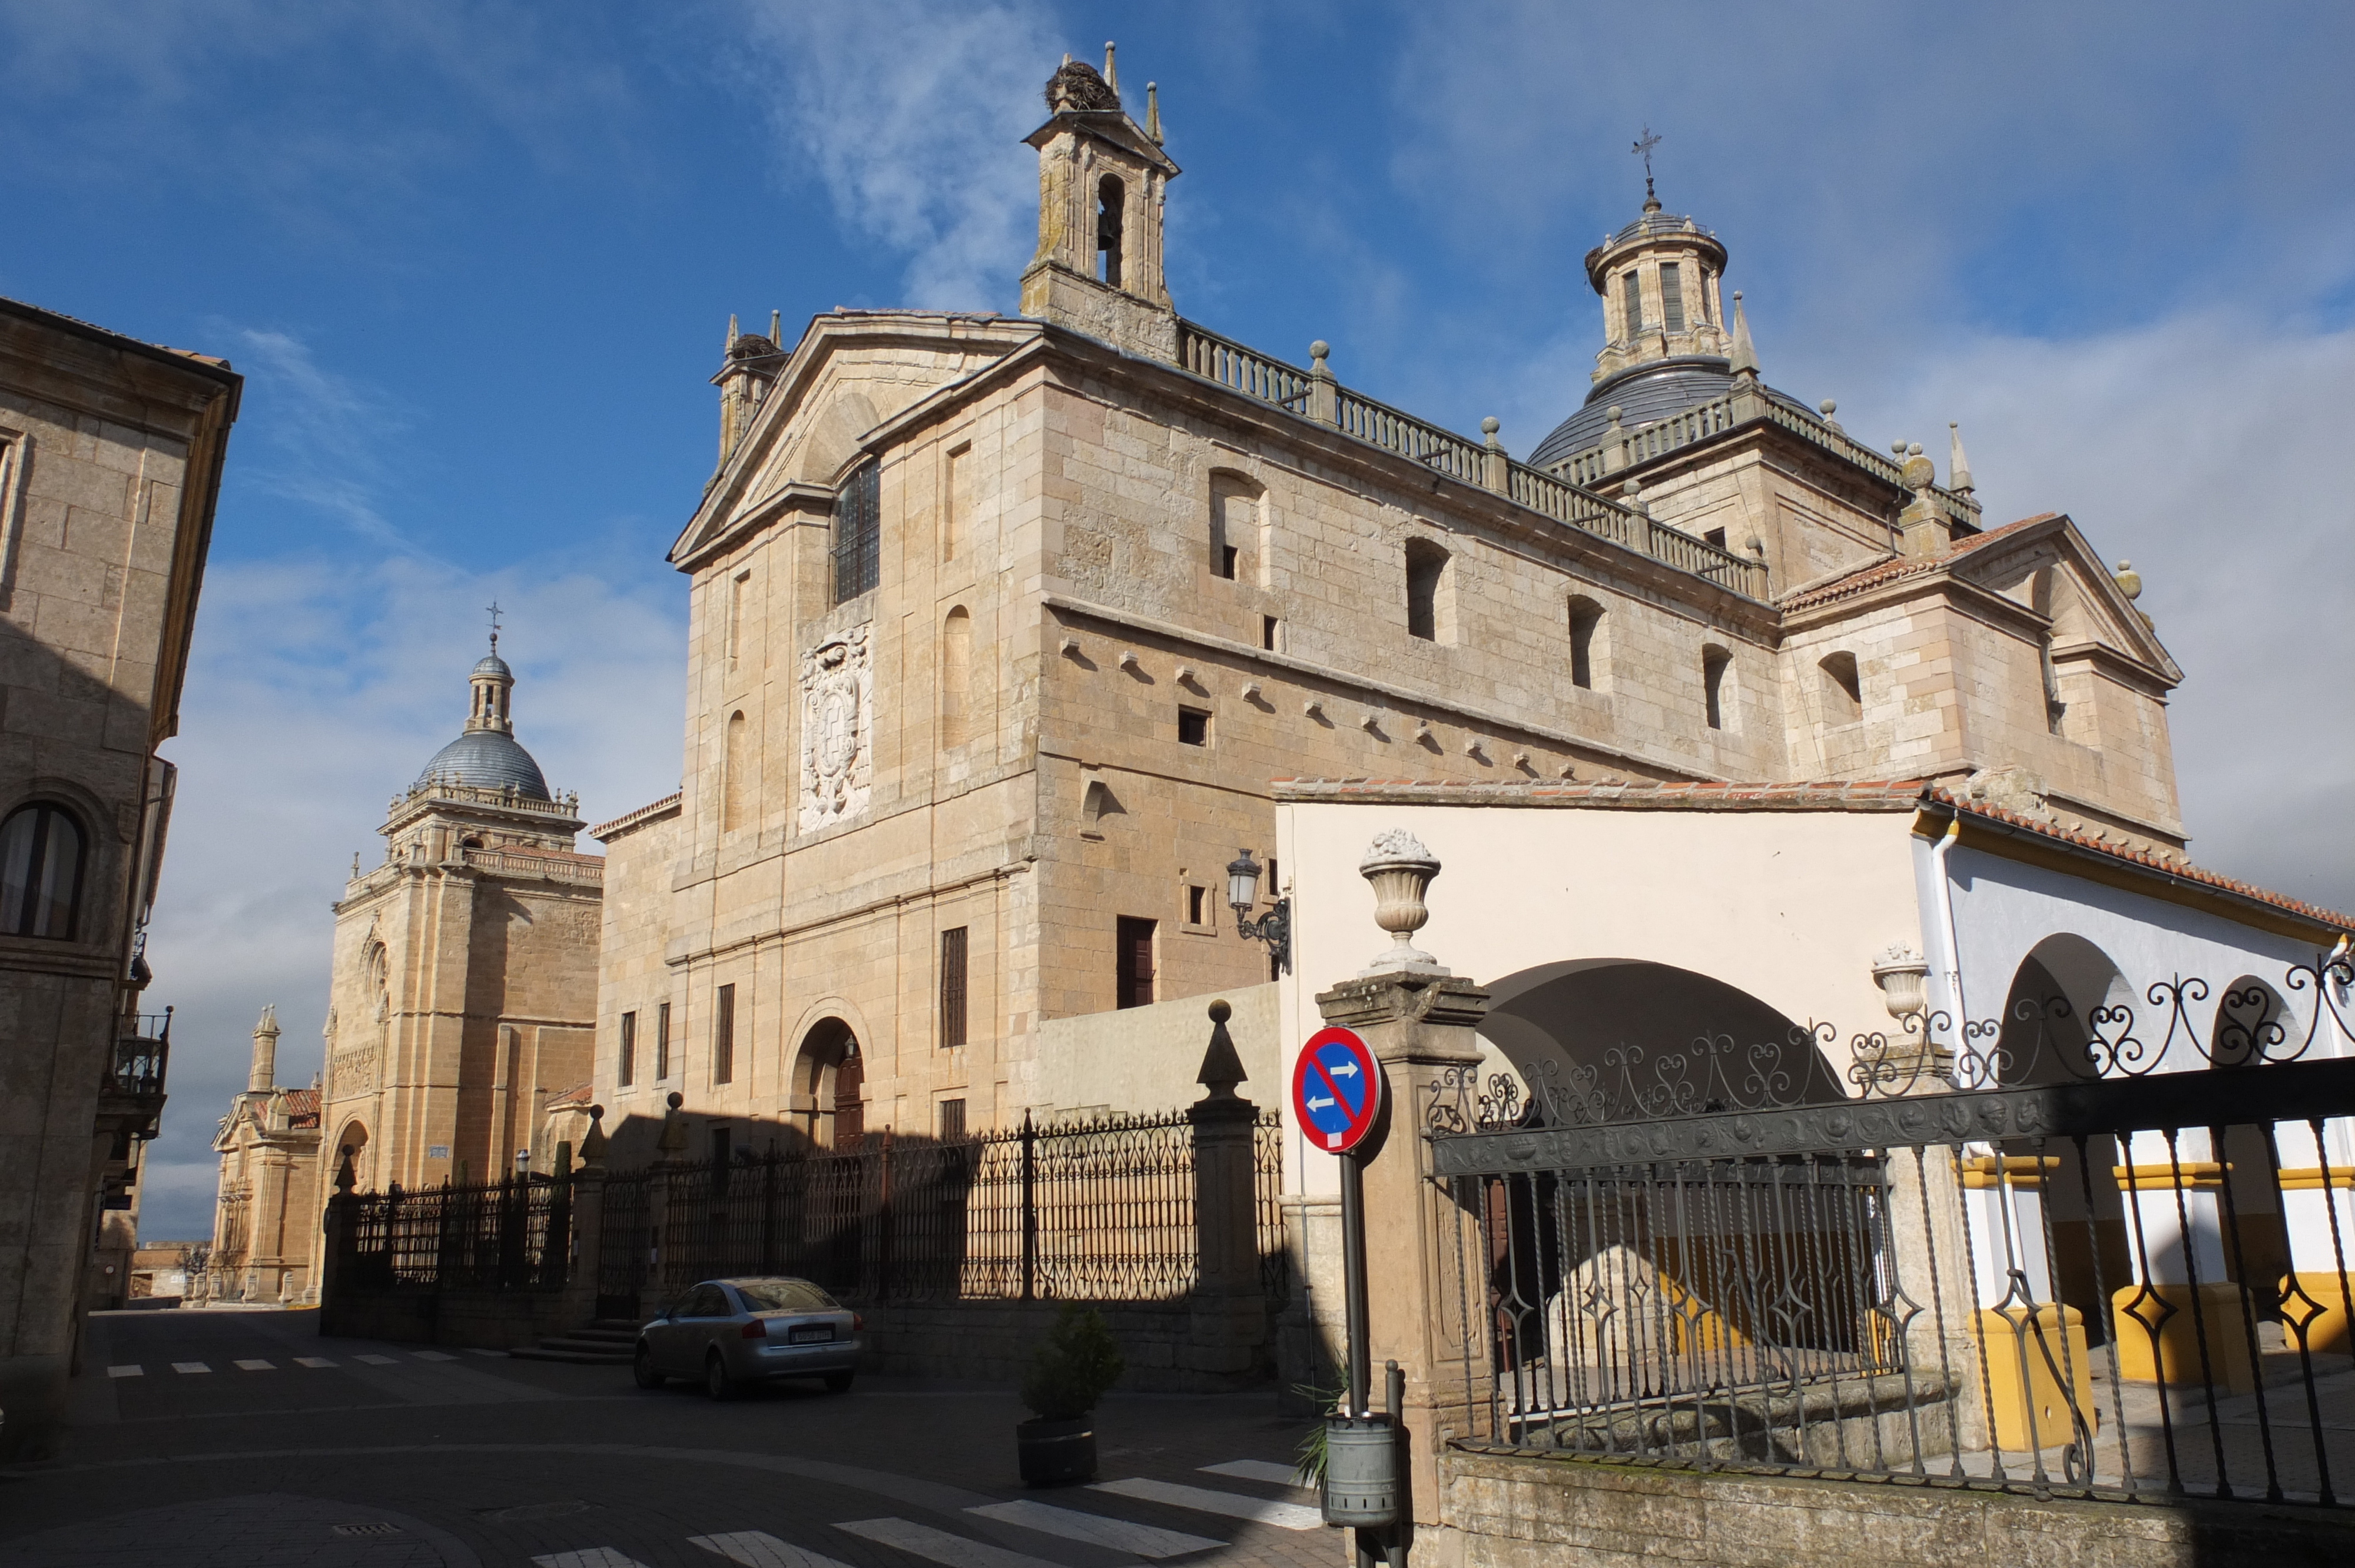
[1293,1025,1383,1154]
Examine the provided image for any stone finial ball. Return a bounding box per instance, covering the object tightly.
[1208,998,1232,1024]
[667,1091,684,1109]
[1606,404,1623,423]
[1819,400,1837,416]
[1310,340,1330,360]
[1481,416,1500,434]
[590,1104,604,1121]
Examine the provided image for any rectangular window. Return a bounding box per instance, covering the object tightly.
[1261,615,1280,652]
[1116,916,1156,1009]
[619,1011,638,1087]
[727,571,749,665]
[1704,527,1727,551]
[1178,707,1209,746]
[939,926,969,1048]
[713,984,735,1086]
[1188,885,1207,925]
[656,1001,673,1081]
[1623,271,1644,336]
[832,460,881,604]
[1659,262,1686,333]
[937,1098,967,1141]
[1218,544,1239,579]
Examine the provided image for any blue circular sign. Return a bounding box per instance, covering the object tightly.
[1292,1025,1383,1154]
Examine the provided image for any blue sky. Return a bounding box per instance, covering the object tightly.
[5,1,2349,1237]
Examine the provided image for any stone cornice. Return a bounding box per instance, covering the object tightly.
[1040,592,1720,785]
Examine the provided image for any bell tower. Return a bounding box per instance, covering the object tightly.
[1019,44,1182,361]
[1582,195,1733,386]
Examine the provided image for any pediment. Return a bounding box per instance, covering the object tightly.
[671,313,1039,570]
[1951,514,2178,682]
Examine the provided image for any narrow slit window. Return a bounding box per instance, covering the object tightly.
[656,1001,673,1081]
[1404,540,1448,642]
[1702,645,1731,731]
[1567,597,1604,691]
[1623,271,1645,337]
[1096,175,1126,287]
[618,1011,638,1088]
[713,983,736,1086]
[1188,885,1207,925]
[1261,615,1280,652]
[1660,262,1685,333]
[939,925,969,1048]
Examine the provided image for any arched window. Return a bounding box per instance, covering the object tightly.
[1,802,86,939]
[1567,596,1605,690]
[1096,175,1126,288]
[940,606,972,748]
[1405,539,1449,642]
[722,710,751,832]
[832,460,880,604]
[1818,651,1862,724]
[1701,645,1732,731]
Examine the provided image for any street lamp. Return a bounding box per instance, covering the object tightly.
[1226,848,1291,975]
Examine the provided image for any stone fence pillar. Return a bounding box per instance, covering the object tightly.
[1187,1000,1266,1380]
[561,1110,609,1326]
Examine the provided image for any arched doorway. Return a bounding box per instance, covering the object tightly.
[791,1018,864,1149]
[333,1119,371,1190]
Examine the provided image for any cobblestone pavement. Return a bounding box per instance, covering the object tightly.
[0,1309,1342,1568]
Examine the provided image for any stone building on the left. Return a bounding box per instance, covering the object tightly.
[0,295,240,1459]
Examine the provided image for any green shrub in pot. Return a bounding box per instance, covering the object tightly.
[1021,1304,1125,1420]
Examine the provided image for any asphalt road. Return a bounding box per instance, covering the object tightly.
[0,1308,1334,1568]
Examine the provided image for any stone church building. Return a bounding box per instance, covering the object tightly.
[580,48,2180,1158]
[313,645,602,1193]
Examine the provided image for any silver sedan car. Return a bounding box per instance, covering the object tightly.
[633,1276,863,1400]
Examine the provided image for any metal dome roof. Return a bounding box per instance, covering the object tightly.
[472,652,513,680]
[414,729,550,799]
[1528,356,1816,472]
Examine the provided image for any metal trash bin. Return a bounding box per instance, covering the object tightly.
[1322,1416,1399,1527]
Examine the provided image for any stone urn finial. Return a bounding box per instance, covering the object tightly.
[1870,944,1929,1019]
[1359,829,1447,977]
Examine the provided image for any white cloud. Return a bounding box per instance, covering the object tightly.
[731,0,1062,310]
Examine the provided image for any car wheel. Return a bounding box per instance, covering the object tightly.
[705,1350,738,1402]
[632,1343,665,1390]
[823,1371,855,1394]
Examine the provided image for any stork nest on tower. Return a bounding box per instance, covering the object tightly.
[1045,59,1119,114]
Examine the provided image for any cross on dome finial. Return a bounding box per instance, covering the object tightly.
[486,600,503,655]
[1632,125,1661,207]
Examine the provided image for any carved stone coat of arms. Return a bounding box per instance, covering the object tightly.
[799,625,874,831]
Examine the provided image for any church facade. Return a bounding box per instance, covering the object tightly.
[197,1006,323,1304]
[582,48,2182,1155]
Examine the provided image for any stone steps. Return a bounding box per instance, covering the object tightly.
[509,1318,641,1364]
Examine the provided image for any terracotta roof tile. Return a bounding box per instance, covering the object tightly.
[1779,513,2060,611]
[281,1088,320,1127]
[546,1081,594,1108]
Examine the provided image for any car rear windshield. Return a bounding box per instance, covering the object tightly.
[734,1279,839,1313]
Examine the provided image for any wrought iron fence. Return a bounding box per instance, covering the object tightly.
[613,1108,1285,1307]
[1430,953,2355,1508]
[339,1174,572,1293]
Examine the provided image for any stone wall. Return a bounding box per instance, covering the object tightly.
[1441,1449,2355,1568]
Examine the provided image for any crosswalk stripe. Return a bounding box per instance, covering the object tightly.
[835,1516,1069,1568]
[689,1531,860,1568]
[170,1361,210,1375]
[234,1358,275,1371]
[1199,1460,1306,1488]
[106,1364,142,1378]
[1089,1477,1323,1531]
[967,1499,1222,1558]
[354,1354,398,1365]
[530,1552,650,1568]
[296,1357,336,1368]
[412,1350,459,1361]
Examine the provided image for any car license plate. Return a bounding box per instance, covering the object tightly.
[788,1324,832,1343]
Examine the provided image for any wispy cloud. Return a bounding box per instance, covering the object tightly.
[731,0,1062,309]
[224,327,410,546]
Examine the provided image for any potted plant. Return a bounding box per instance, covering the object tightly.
[1016,1304,1125,1486]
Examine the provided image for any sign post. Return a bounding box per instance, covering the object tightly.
[1295,1024,1399,1562]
